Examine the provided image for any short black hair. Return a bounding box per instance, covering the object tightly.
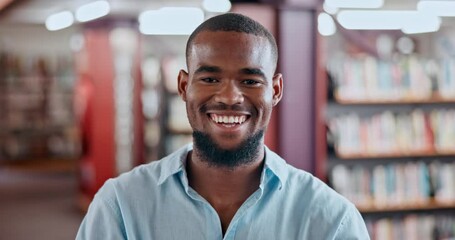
[185,13,278,66]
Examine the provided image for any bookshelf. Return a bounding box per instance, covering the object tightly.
[357,199,455,213]
[141,36,193,162]
[0,51,79,163]
[317,28,455,239]
[364,214,455,240]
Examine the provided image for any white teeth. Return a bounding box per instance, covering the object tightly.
[210,114,247,124]
[228,116,234,123]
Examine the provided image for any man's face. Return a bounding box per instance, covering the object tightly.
[178,30,283,152]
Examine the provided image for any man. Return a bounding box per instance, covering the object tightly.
[76,13,370,239]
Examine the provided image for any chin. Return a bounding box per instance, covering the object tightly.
[192,130,265,168]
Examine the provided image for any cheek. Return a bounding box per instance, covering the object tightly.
[185,102,199,130]
[258,89,274,107]
[256,91,274,120]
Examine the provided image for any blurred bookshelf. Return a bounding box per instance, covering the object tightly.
[0,51,80,165]
[160,55,192,157]
[316,27,455,239]
[141,37,192,162]
[365,214,455,240]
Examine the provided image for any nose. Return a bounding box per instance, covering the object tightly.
[214,81,244,105]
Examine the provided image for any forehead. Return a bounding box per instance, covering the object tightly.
[188,31,274,71]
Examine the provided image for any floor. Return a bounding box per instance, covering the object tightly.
[0,160,85,240]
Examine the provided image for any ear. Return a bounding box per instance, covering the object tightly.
[177,69,189,102]
[272,73,283,106]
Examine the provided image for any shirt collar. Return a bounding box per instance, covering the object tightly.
[157,143,289,188]
[157,144,192,185]
[263,145,288,189]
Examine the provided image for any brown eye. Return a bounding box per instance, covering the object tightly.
[243,79,260,85]
[201,77,218,83]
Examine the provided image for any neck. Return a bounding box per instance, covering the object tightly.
[187,147,265,203]
[186,147,265,235]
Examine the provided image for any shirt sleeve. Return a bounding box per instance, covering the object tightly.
[76,181,127,240]
[334,204,371,240]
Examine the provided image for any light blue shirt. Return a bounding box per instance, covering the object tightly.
[76,144,370,240]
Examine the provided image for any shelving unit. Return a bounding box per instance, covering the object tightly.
[317,27,455,239]
[357,199,455,213]
[0,51,79,163]
[160,55,192,156]
[141,36,192,162]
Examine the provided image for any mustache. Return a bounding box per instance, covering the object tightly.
[200,103,248,113]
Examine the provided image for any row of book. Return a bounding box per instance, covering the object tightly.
[329,109,455,156]
[0,52,78,161]
[2,91,74,127]
[331,161,455,207]
[0,52,75,91]
[141,54,192,161]
[0,127,80,160]
[365,214,454,240]
[327,54,455,101]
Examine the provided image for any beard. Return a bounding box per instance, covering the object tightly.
[192,129,264,169]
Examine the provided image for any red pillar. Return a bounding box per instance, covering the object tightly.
[75,28,116,210]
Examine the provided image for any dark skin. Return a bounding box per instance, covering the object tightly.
[178,30,283,234]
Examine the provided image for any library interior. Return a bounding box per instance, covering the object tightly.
[0,0,455,239]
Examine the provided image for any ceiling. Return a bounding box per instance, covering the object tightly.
[0,0,206,24]
[0,0,454,26]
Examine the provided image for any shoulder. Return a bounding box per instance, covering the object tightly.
[265,148,361,220]
[283,163,349,205]
[274,163,369,238]
[279,162,369,238]
[265,147,343,203]
[96,144,191,199]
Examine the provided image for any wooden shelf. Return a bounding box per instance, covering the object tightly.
[357,198,455,213]
[1,158,78,173]
[336,150,455,160]
[334,92,455,105]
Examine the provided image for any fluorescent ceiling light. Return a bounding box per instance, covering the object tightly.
[323,2,338,15]
[325,0,383,9]
[45,11,74,31]
[337,10,403,30]
[76,0,110,22]
[418,0,455,17]
[203,0,231,13]
[337,10,441,33]
[318,13,337,36]
[139,7,204,35]
[402,12,441,34]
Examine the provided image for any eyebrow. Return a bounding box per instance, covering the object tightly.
[240,68,266,78]
[194,66,222,74]
[194,65,266,78]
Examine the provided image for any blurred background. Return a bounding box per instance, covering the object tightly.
[0,0,455,239]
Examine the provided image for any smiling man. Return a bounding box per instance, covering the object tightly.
[76,13,370,240]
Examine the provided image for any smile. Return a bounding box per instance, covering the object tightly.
[209,113,247,124]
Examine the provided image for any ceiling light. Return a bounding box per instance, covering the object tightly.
[76,0,110,22]
[337,10,441,33]
[323,2,338,15]
[139,7,204,35]
[337,10,403,30]
[418,0,455,17]
[202,0,231,13]
[45,11,74,31]
[318,13,337,36]
[402,12,441,34]
[325,0,383,9]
